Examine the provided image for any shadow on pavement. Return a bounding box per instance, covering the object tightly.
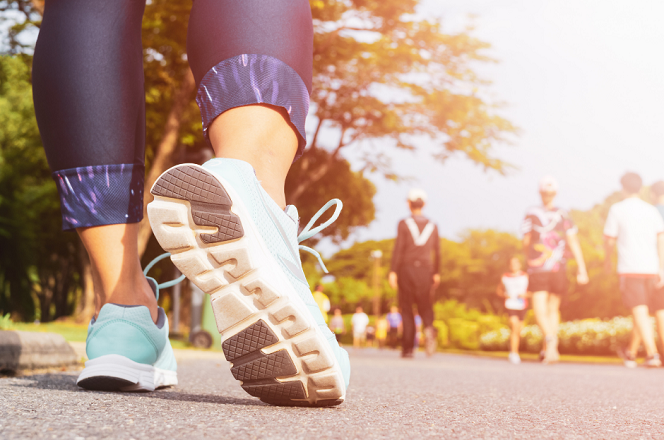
[6,372,264,407]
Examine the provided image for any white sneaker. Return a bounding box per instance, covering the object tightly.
[148,159,350,406]
[508,352,521,364]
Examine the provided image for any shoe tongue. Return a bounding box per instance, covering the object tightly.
[285,205,299,223]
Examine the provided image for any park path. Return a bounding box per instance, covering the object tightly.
[2,348,664,439]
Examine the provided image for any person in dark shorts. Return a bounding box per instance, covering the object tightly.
[605,173,664,367]
[521,176,588,363]
[389,189,440,358]
[497,257,529,364]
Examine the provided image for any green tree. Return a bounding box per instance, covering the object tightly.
[288,0,517,204]
[0,54,80,321]
[564,192,624,320]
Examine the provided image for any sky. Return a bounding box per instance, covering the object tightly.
[320,0,664,254]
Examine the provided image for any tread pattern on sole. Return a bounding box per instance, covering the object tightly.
[242,380,306,403]
[151,166,243,243]
[231,350,297,381]
[222,320,278,361]
[77,376,135,392]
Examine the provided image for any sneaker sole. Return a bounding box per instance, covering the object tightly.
[77,354,177,392]
[147,164,346,407]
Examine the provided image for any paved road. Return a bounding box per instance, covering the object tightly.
[2,348,664,439]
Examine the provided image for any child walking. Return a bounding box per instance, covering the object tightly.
[497,257,530,364]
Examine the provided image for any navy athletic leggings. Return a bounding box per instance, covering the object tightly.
[32,0,312,230]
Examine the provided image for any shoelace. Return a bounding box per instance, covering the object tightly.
[143,199,342,294]
[297,199,343,273]
[143,253,186,300]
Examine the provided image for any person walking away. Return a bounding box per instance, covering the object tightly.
[329,308,345,343]
[604,173,664,367]
[352,306,370,348]
[618,180,664,367]
[522,176,588,364]
[313,284,331,323]
[375,315,388,348]
[497,257,529,364]
[389,189,441,358]
[386,306,402,349]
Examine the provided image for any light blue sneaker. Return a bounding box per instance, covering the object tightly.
[76,277,178,392]
[148,159,350,406]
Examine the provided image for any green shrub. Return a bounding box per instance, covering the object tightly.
[433,320,449,347]
[448,318,480,350]
[0,313,13,330]
[480,316,635,355]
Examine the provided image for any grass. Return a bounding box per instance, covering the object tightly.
[9,321,193,349]
[6,321,627,364]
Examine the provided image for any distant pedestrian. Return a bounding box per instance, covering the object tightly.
[352,306,370,348]
[497,257,529,364]
[522,176,588,364]
[386,306,402,349]
[413,314,423,351]
[329,308,345,343]
[313,284,331,323]
[605,173,664,367]
[375,315,388,348]
[389,189,441,358]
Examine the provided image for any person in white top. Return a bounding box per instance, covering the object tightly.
[604,172,664,367]
[496,257,529,365]
[351,306,370,348]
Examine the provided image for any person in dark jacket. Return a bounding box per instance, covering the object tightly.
[388,189,440,358]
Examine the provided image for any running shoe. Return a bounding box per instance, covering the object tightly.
[644,353,661,368]
[77,277,178,391]
[616,346,637,368]
[147,159,350,406]
[508,352,521,365]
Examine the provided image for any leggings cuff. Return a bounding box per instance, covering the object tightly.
[53,164,144,231]
[196,54,310,160]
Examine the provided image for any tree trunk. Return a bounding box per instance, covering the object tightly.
[137,67,196,258]
[75,240,96,324]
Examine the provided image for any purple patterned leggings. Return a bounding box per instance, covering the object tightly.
[32,0,312,230]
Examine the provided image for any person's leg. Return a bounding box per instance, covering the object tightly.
[655,310,664,352]
[531,291,550,349]
[628,326,642,356]
[413,275,436,355]
[187,0,313,208]
[509,315,523,354]
[398,274,416,355]
[32,0,156,319]
[547,293,561,340]
[632,305,657,356]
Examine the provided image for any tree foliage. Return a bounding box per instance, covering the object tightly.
[0,0,516,320]
[0,55,80,321]
[288,0,517,203]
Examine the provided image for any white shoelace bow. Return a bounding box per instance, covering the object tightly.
[143,253,186,299]
[297,199,343,273]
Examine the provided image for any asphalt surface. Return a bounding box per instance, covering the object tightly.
[2,348,664,439]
